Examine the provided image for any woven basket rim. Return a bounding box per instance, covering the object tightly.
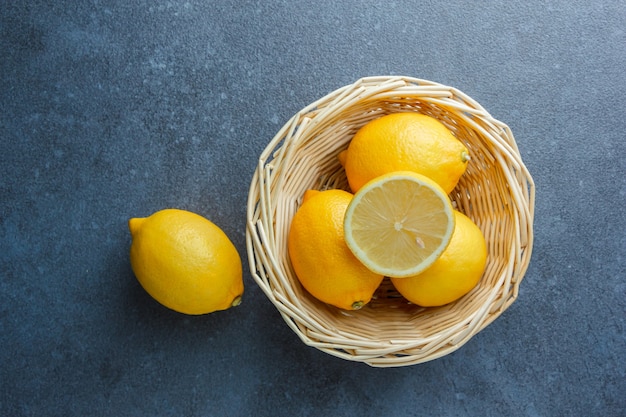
[246,75,535,367]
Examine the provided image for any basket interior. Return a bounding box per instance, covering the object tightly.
[246,77,534,366]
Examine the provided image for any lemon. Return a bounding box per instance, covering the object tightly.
[288,190,384,310]
[390,211,487,307]
[128,209,243,315]
[341,112,470,194]
[343,171,455,278]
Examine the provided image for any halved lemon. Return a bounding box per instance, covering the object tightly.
[343,171,455,278]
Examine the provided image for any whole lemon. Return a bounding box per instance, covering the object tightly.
[341,112,470,194]
[288,190,384,310]
[390,211,487,307]
[128,209,243,315]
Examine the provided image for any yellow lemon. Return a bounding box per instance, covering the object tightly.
[288,189,384,310]
[343,171,455,278]
[128,209,243,315]
[390,211,487,307]
[341,112,470,194]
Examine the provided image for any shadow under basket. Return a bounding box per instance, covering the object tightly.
[246,76,535,367]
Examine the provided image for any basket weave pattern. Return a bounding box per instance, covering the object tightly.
[246,76,535,367]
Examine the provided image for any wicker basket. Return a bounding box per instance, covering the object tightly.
[246,76,535,367]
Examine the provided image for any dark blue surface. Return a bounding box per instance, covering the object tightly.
[2,1,625,416]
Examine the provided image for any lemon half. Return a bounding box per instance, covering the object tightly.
[343,171,455,278]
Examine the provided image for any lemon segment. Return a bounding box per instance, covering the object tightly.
[343,171,455,278]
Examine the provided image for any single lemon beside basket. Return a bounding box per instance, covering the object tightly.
[339,112,470,194]
[288,190,384,310]
[128,208,243,315]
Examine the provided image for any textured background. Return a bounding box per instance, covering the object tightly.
[1,1,625,416]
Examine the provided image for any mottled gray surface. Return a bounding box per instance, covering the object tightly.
[1,1,625,416]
